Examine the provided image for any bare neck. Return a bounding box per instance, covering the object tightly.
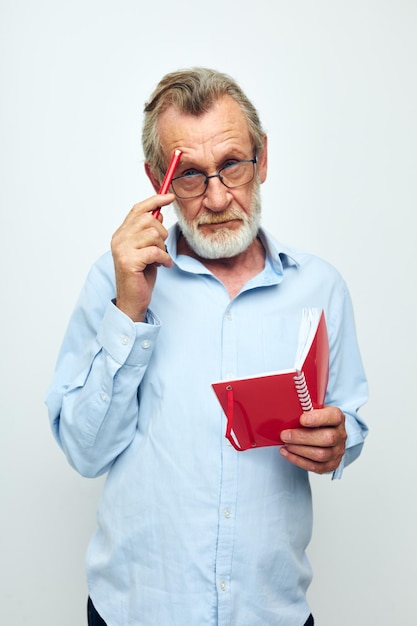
[177,234,266,299]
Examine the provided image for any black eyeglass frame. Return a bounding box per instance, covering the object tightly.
[168,155,258,199]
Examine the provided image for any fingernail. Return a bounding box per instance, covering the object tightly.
[302,413,314,425]
[280,430,291,442]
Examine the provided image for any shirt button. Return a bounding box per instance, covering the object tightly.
[226,312,232,320]
[120,336,129,345]
[223,508,232,519]
[141,340,151,349]
[100,392,108,402]
[219,580,227,592]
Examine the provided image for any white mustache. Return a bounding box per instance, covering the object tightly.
[197,209,245,226]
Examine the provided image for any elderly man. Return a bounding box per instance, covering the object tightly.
[47,67,368,626]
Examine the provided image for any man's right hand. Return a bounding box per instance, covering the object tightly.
[111,193,175,322]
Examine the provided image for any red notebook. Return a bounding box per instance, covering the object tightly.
[211,309,329,451]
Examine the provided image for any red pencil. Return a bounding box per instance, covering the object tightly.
[152,149,182,218]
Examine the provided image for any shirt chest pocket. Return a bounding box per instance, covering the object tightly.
[260,314,301,373]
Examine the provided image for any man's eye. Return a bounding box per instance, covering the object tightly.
[223,160,239,170]
[183,169,202,177]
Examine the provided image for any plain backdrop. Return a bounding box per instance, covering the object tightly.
[1,1,416,624]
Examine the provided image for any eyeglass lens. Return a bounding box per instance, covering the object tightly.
[172,160,255,199]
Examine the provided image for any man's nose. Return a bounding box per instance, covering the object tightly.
[202,175,231,211]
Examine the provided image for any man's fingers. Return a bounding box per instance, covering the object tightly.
[299,406,345,428]
[280,425,343,448]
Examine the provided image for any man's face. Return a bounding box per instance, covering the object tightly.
[154,96,267,259]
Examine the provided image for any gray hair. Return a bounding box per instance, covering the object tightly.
[142,67,265,173]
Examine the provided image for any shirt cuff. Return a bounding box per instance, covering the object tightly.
[97,301,161,366]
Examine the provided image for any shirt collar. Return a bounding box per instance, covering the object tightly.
[256,228,300,275]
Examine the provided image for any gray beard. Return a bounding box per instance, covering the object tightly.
[173,185,262,260]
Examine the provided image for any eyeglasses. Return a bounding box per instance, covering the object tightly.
[169,156,257,199]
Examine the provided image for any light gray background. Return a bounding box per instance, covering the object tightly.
[1,1,416,624]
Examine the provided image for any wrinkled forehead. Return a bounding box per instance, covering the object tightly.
[157,97,253,165]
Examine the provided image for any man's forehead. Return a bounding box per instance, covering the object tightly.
[157,96,252,159]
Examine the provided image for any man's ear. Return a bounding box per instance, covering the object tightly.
[144,161,162,193]
[258,135,268,184]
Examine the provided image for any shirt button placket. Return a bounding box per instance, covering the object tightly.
[217,303,238,624]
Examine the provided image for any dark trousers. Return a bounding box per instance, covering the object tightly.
[87,597,107,626]
[87,597,314,625]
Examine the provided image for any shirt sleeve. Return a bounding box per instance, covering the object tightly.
[326,281,369,479]
[45,257,161,478]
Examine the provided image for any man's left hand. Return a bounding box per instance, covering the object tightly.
[279,406,347,474]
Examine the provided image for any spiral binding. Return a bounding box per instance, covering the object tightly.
[293,370,313,412]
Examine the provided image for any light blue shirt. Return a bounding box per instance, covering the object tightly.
[46,225,368,626]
